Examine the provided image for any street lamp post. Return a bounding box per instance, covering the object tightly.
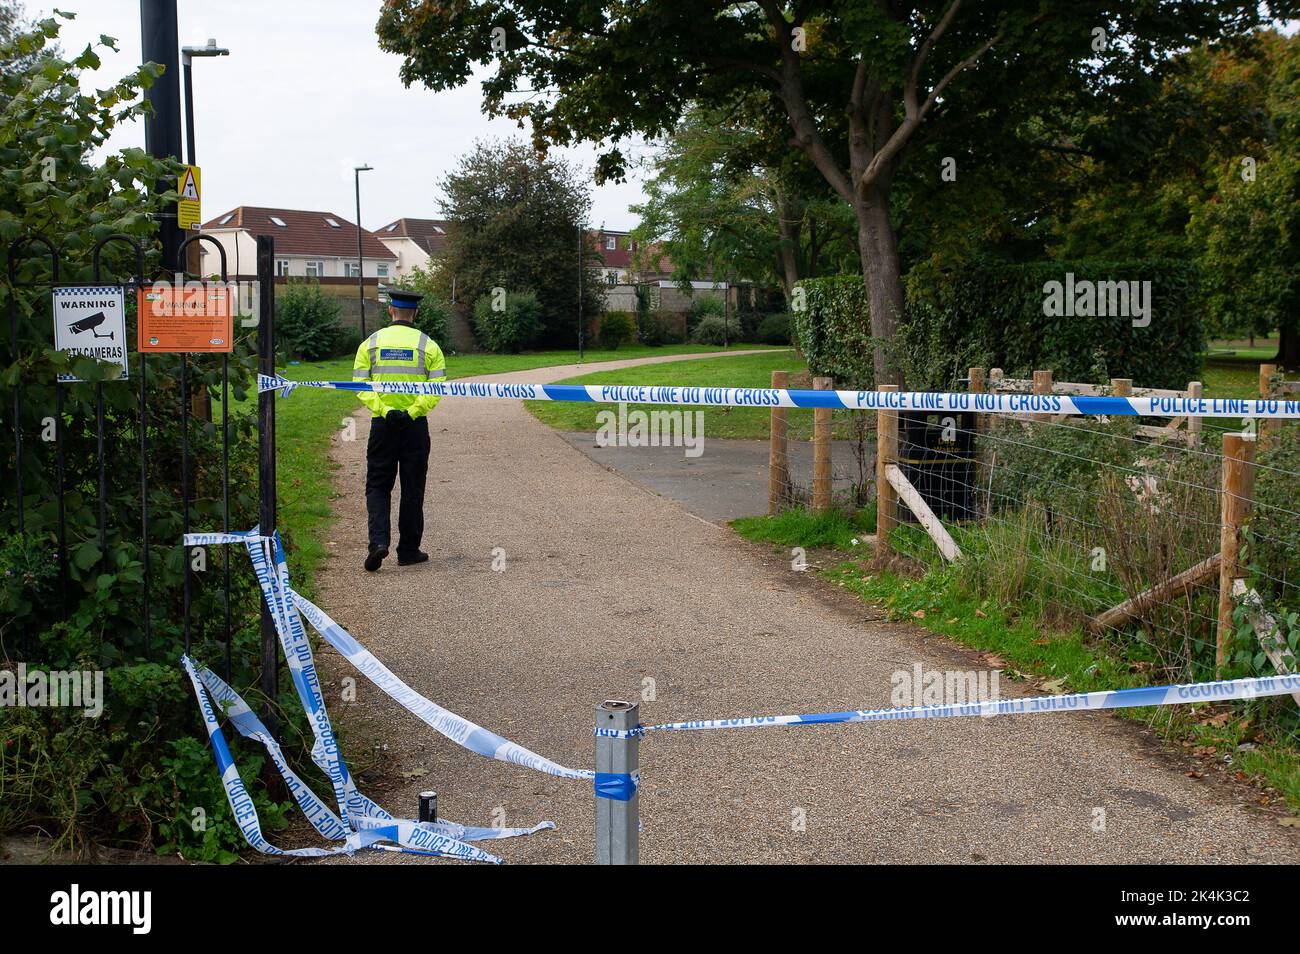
[181,38,229,167]
[577,222,584,361]
[355,164,374,338]
[180,38,228,425]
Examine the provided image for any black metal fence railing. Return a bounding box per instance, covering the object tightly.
[2,231,278,700]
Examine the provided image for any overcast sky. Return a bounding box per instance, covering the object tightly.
[39,0,651,231]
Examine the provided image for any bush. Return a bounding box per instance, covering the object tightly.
[757,312,792,345]
[654,311,685,345]
[790,275,874,388]
[794,261,1204,392]
[903,259,1204,390]
[471,290,544,353]
[0,13,308,861]
[600,310,635,350]
[277,282,345,360]
[691,314,731,345]
[685,294,725,333]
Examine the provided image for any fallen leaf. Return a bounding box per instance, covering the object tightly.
[400,769,428,779]
[1041,678,1067,693]
[974,609,987,618]
[1185,770,1204,779]
[1279,817,1300,828]
[984,654,1007,669]
[946,618,958,624]
[912,610,926,619]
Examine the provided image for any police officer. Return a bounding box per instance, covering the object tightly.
[353,286,446,571]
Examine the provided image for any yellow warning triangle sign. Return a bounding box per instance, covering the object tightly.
[180,168,199,201]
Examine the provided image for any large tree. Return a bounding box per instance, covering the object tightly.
[1187,32,1300,365]
[630,104,855,301]
[435,137,604,348]
[377,1,1287,384]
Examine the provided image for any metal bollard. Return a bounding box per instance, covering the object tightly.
[418,791,438,824]
[594,699,639,865]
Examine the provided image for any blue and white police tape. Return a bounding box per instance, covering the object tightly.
[180,529,570,862]
[625,674,1300,735]
[181,656,513,862]
[291,588,594,781]
[256,373,1300,420]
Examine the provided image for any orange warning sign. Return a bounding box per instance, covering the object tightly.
[137,283,234,353]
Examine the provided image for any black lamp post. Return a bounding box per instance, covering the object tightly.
[354,164,374,337]
[181,38,229,167]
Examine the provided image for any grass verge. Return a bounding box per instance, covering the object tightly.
[525,349,871,441]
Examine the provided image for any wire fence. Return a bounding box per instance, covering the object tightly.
[871,368,1300,741]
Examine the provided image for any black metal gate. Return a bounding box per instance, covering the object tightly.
[3,229,279,710]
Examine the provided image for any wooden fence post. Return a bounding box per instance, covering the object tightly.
[1187,380,1202,446]
[1109,377,1132,397]
[1217,432,1257,676]
[812,376,832,513]
[875,384,899,558]
[969,367,987,518]
[1259,363,1278,451]
[768,370,790,515]
[1032,369,1053,423]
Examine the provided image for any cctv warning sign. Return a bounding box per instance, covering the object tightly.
[51,285,128,382]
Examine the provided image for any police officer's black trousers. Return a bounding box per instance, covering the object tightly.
[365,414,430,558]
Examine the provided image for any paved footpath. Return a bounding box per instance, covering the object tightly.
[315,351,1299,864]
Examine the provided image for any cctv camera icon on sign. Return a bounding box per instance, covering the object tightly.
[68,311,114,339]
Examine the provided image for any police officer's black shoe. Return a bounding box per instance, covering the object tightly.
[397,551,429,566]
[364,546,388,572]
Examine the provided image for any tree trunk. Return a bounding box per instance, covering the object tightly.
[856,187,905,387]
[774,187,802,307]
[1275,322,1300,371]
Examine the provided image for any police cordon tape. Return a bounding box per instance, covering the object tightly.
[257,372,1300,419]
[181,528,575,863]
[183,527,1300,861]
[597,674,1300,737]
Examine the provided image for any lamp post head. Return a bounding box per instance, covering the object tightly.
[182,39,230,64]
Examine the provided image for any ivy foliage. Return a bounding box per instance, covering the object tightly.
[0,14,300,860]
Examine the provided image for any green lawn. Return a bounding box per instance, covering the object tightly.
[522,349,868,441]
[1202,358,1266,399]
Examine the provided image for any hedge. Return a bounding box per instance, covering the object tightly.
[793,260,1204,391]
[904,259,1204,390]
[789,275,875,388]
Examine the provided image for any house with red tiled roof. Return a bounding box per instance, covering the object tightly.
[375,217,451,279]
[199,206,397,285]
[593,228,673,285]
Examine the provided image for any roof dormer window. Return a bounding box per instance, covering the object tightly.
[270,216,287,227]
[325,217,341,228]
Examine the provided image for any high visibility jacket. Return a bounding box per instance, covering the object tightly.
[352,321,446,418]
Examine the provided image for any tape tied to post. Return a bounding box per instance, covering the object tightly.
[256,373,1300,420]
[594,771,640,801]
